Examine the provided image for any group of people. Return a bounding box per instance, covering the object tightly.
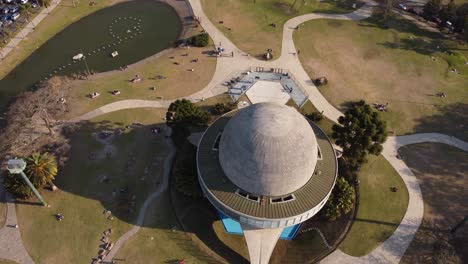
[373,102,388,112]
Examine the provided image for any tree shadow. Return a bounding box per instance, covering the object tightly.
[27,117,243,263]
[361,14,443,40]
[398,142,468,262]
[169,152,248,263]
[356,12,468,59]
[413,103,468,141]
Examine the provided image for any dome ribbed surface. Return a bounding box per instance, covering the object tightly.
[218,103,318,196]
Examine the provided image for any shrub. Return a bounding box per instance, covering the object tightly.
[211,103,234,116]
[324,177,354,221]
[3,172,34,199]
[306,112,323,122]
[166,99,209,146]
[174,143,202,198]
[190,33,209,47]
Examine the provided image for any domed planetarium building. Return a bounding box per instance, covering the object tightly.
[196,102,338,264]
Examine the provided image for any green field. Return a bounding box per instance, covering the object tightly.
[16,108,171,263]
[201,0,359,57]
[113,190,215,263]
[295,15,468,140]
[68,45,216,118]
[339,154,409,256]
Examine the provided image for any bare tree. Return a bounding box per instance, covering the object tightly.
[0,77,72,160]
[384,0,394,21]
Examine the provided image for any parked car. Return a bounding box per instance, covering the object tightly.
[0,14,8,22]
[10,11,19,21]
[9,5,19,13]
[31,2,37,8]
[0,7,8,14]
[0,21,3,28]
[398,4,407,10]
[3,0,13,3]
[18,0,27,4]
[430,16,442,24]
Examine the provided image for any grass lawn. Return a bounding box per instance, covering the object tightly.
[0,259,17,264]
[287,99,335,137]
[0,200,5,227]
[200,0,359,57]
[0,0,122,78]
[399,143,468,263]
[113,189,215,263]
[295,15,468,140]
[16,108,171,263]
[339,154,409,256]
[67,45,217,118]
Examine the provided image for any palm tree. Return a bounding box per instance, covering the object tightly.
[26,152,58,189]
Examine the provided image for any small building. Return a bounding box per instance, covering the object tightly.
[197,102,338,264]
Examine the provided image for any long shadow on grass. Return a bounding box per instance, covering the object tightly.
[170,140,249,263]
[398,142,468,262]
[360,15,468,58]
[55,119,172,226]
[59,118,246,262]
[414,103,468,141]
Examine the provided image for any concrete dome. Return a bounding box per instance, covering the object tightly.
[218,103,318,196]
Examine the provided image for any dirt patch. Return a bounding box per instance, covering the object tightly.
[400,143,467,263]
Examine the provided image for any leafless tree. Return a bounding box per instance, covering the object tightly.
[0,77,72,162]
[384,0,394,21]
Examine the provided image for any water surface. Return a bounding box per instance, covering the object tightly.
[0,0,181,112]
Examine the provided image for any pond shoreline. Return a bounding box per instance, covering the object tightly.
[0,0,192,115]
[81,0,197,81]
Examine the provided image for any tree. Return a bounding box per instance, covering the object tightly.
[166,99,209,145]
[211,103,234,115]
[423,0,441,18]
[166,99,209,126]
[332,100,387,172]
[38,0,51,7]
[3,172,34,199]
[26,152,58,188]
[190,33,209,47]
[304,112,323,122]
[324,177,354,220]
[0,77,72,160]
[19,3,32,14]
[383,0,394,22]
[174,143,202,197]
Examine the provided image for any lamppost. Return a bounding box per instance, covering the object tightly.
[7,158,48,207]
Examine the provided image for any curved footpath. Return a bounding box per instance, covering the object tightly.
[322,133,468,264]
[3,0,468,263]
[72,0,378,122]
[0,184,34,264]
[103,138,176,262]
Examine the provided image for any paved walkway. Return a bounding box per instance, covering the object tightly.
[0,1,62,59]
[3,0,467,263]
[0,185,34,264]
[72,0,378,122]
[322,133,468,264]
[103,137,176,262]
